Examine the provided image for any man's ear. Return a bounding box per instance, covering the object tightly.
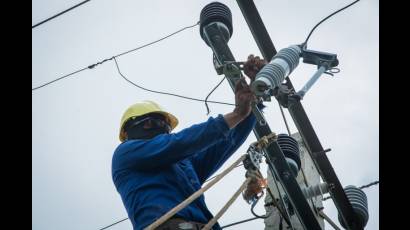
[121,130,128,141]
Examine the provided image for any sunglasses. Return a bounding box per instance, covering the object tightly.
[125,116,171,132]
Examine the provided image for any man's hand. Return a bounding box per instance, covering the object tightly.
[243,54,267,82]
[233,77,254,118]
[224,77,256,129]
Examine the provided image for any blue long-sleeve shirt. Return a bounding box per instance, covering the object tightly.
[112,114,256,230]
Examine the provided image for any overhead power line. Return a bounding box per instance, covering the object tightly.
[113,57,235,106]
[31,67,89,91]
[98,217,128,230]
[32,0,91,29]
[33,20,236,112]
[32,21,199,91]
[323,180,379,201]
[358,180,379,190]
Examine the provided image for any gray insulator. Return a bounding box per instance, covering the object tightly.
[277,134,302,171]
[338,185,369,228]
[286,158,299,177]
[200,2,233,45]
[251,45,301,97]
[302,182,329,199]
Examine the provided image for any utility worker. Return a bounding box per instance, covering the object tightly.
[112,56,266,230]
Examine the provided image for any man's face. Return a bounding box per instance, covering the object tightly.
[124,113,171,140]
[141,114,171,132]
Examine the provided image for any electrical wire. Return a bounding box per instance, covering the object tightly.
[278,102,291,135]
[359,180,379,190]
[98,217,128,230]
[323,180,379,201]
[113,57,235,106]
[114,21,200,58]
[302,0,361,47]
[32,0,91,29]
[32,21,199,91]
[250,195,271,219]
[33,21,235,109]
[204,77,227,115]
[221,216,259,229]
[31,66,89,91]
[265,187,291,226]
[265,155,295,230]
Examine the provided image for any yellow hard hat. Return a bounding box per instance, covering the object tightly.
[119,100,178,142]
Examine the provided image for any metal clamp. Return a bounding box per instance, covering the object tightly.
[244,133,277,170]
[246,145,264,170]
[213,54,244,76]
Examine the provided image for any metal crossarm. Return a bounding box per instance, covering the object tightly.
[202,22,322,230]
[235,0,362,229]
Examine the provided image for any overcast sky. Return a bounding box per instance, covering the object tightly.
[32,0,379,229]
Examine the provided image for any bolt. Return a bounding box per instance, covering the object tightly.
[283,171,291,179]
[328,183,335,190]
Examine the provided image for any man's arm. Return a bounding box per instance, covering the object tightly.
[190,113,256,184]
[113,55,263,173]
[190,55,265,183]
[112,115,231,171]
[190,75,258,183]
[223,76,254,128]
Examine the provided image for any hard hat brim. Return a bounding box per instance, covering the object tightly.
[119,111,178,142]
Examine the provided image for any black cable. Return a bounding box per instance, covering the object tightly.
[31,66,89,91]
[359,180,379,189]
[98,217,128,230]
[114,57,235,106]
[32,0,91,29]
[204,77,227,115]
[114,21,200,58]
[303,0,361,46]
[265,155,295,230]
[265,187,292,226]
[278,102,291,135]
[323,180,379,201]
[279,216,283,230]
[221,216,259,229]
[250,196,270,219]
[32,21,199,91]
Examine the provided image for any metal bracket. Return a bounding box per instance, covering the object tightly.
[271,84,294,108]
[312,148,332,159]
[301,48,339,68]
[213,54,244,76]
[245,133,277,170]
[247,145,264,170]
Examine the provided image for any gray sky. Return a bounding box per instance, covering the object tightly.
[32,0,379,229]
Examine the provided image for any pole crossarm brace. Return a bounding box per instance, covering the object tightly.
[235,0,362,229]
